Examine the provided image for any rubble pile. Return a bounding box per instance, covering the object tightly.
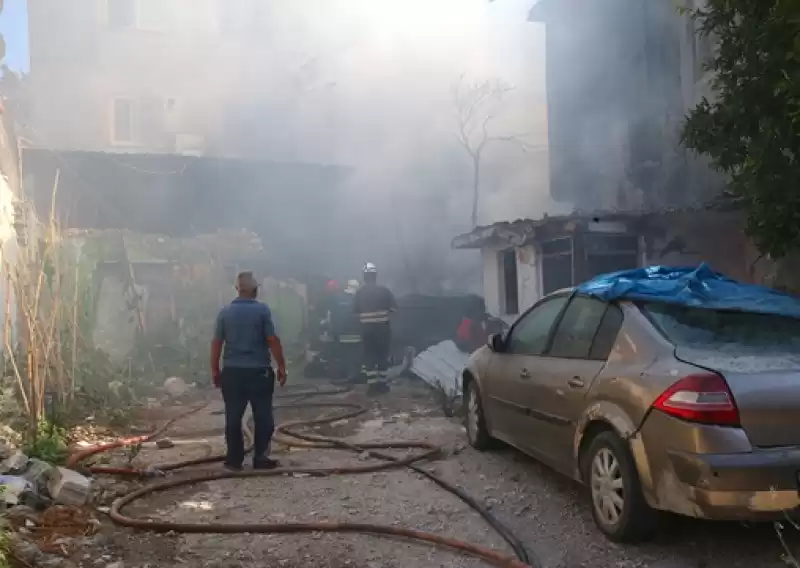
[0,439,98,567]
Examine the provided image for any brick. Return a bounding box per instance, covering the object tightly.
[47,467,92,506]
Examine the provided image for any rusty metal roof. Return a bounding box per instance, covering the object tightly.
[451,199,743,250]
[451,210,641,250]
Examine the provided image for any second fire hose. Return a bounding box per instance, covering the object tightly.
[72,387,542,568]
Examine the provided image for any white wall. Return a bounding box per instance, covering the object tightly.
[482,247,502,318]
[516,244,541,313]
[482,244,542,321]
[0,173,20,350]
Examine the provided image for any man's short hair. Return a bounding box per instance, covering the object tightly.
[235,271,259,294]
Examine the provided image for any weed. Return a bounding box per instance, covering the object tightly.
[0,526,10,568]
[22,420,69,465]
[125,442,142,466]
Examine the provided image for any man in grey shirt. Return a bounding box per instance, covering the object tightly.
[210,272,287,471]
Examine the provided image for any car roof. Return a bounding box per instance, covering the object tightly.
[540,287,634,305]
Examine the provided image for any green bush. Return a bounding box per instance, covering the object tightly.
[23,420,69,465]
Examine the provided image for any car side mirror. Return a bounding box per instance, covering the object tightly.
[488,333,505,353]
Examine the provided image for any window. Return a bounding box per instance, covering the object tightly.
[507,296,568,356]
[542,237,573,294]
[112,98,135,143]
[107,0,172,30]
[218,0,265,36]
[585,234,639,281]
[641,303,800,356]
[501,250,519,315]
[549,296,609,359]
[589,304,623,360]
[107,0,136,29]
[137,0,170,30]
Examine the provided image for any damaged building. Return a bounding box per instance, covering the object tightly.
[452,0,778,321]
[22,0,351,279]
[11,0,353,368]
[452,205,768,322]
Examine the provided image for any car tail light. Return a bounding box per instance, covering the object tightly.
[652,373,740,427]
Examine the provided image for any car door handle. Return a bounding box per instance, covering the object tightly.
[567,377,585,388]
[520,368,531,379]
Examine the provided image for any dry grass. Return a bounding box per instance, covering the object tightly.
[1,172,90,435]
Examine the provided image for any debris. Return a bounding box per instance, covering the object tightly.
[8,532,42,564]
[47,468,93,506]
[0,474,33,505]
[23,457,56,491]
[366,380,390,396]
[164,376,190,398]
[6,504,42,527]
[105,562,125,568]
[107,380,126,399]
[156,439,175,449]
[1,450,29,474]
[0,439,15,460]
[35,505,98,555]
[410,340,468,398]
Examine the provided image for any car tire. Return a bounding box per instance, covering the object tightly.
[464,380,493,450]
[582,430,658,542]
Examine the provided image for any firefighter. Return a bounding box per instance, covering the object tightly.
[331,279,363,380]
[352,262,396,390]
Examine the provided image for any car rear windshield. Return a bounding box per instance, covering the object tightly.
[639,302,800,354]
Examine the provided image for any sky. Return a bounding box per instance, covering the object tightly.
[0,0,28,72]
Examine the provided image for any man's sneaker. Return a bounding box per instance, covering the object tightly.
[253,458,280,470]
[223,462,243,472]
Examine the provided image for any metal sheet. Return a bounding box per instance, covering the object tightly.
[410,340,469,398]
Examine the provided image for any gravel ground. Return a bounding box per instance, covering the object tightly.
[84,380,800,568]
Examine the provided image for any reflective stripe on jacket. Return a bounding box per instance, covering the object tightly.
[359,310,390,324]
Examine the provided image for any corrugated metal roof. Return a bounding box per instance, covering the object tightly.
[451,199,743,250]
[410,340,469,398]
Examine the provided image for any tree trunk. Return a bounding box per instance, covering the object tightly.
[471,156,481,228]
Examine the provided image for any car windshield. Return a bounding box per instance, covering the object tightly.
[640,302,800,355]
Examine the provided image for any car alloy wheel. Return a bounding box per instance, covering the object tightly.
[467,385,480,445]
[582,431,658,542]
[590,447,625,528]
[464,380,492,450]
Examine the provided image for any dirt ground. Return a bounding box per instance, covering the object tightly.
[79,379,800,568]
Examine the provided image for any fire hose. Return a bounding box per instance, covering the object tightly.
[68,387,541,568]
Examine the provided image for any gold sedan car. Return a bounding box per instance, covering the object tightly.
[463,289,800,542]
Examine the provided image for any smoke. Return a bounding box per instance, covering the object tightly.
[245,0,560,292]
[539,0,703,212]
[25,0,564,295]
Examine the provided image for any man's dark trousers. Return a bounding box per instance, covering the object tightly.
[220,367,275,467]
[362,322,391,372]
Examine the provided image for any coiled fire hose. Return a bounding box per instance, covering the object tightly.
[68,387,541,568]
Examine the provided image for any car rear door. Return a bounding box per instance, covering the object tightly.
[522,296,623,470]
[485,294,569,454]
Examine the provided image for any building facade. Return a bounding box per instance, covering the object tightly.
[453,208,765,321]
[530,0,721,212]
[25,0,279,158]
[22,0,349,278]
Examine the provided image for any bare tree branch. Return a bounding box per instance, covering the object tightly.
[451,75,535,227]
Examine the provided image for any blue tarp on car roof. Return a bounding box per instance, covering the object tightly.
[575,263,800,318]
